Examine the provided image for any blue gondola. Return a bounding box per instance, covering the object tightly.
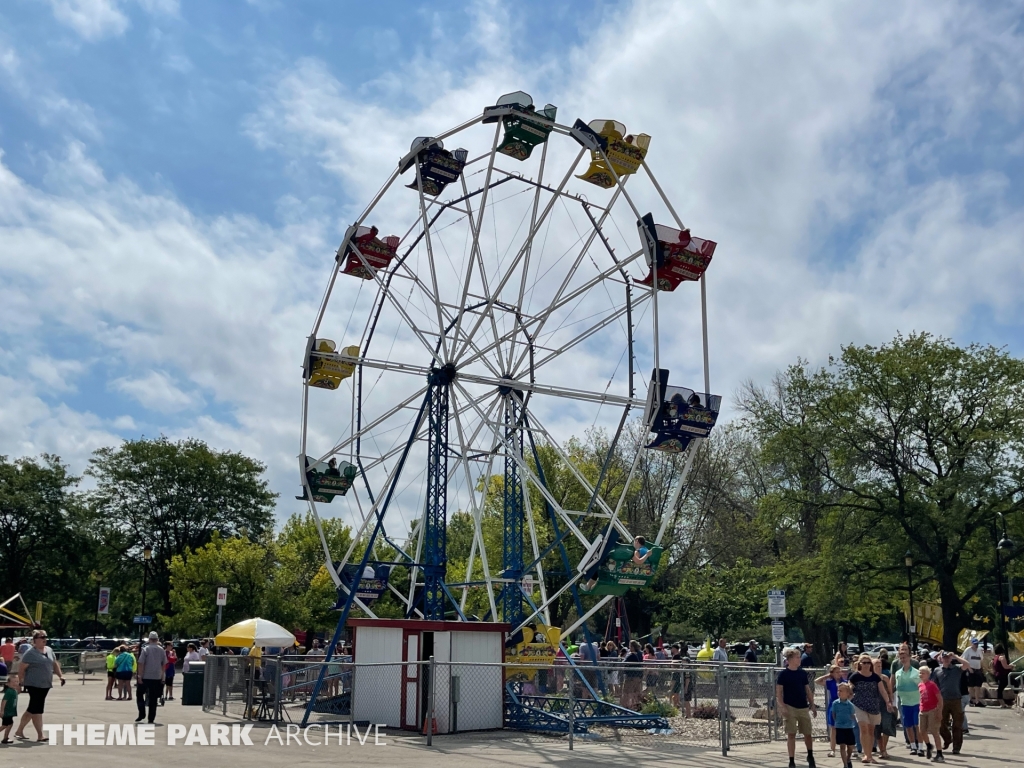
[400,137,468,196]
[332,563,392,607]
[643,369,721,453]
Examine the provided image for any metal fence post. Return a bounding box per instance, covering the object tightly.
[720,667,729,757]
[80,652,86,685]
[567,666,575,751]
[274,653,282,723]
[427,656,436,747]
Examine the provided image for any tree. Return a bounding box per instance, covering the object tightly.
[0,454,109,635]
[742,334,1024,647]
[659,560,767,640]
[166,533,303,636]
[87,437,277,618]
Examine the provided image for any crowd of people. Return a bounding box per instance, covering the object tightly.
[779,638,1014,768]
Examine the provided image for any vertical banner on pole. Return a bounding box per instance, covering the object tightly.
[97,587,111,615]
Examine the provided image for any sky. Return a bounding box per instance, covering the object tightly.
[1,0,1022,527]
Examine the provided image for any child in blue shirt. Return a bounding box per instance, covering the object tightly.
[829,682,857,768]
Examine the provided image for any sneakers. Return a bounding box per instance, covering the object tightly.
[807,753,816,768]
[926,744,933,759]
[788,759,796,768]
[932,753,944,763]
[911,748,918,756]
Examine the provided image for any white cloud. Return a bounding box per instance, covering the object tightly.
[26,356,87,393]
[0,374,122,471]
[3,0,1023,525]
[49,0,130,41]
[47,0,181,42]
[110,370,201,413]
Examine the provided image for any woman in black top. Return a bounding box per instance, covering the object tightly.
[848,655,893,764]
[622,640,644,710]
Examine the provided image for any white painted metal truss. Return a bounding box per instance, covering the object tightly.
[298,101,711,637]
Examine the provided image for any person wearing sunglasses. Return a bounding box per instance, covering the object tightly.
[12,631,65,742]
[848,654,893,764]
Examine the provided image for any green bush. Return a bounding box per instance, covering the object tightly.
[640,700,679,718]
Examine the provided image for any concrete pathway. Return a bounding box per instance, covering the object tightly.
[2,678,1020,767]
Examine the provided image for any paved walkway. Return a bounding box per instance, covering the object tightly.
[2,678,1020,767]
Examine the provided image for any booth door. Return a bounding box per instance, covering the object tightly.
[401,630,420,730]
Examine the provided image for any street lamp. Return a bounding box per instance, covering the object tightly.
[995,513,1015,642]
[139,544,153,642]
[905,550,917,652]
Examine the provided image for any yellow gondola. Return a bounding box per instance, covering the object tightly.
[576,119,650,189]
[307,339,359,390]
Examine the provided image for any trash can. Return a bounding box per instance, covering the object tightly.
[181,661,205,706]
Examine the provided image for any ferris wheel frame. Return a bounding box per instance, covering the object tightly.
[298,98,713,644]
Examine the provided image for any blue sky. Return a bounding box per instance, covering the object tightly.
[1,0,1023,522]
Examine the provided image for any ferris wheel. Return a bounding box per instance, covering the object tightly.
[298,91,719,644]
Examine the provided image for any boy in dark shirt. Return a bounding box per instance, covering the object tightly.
[777,647,818,768]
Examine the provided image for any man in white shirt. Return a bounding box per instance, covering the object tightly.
[197,639,210,658]
[961,638,985,706]
[712,638,729,663]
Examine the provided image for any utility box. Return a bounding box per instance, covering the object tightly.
[348,619,508,734]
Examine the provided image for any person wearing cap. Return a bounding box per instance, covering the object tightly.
[933,650,970,755]
[960,638,984,707]
[136,632,167,724]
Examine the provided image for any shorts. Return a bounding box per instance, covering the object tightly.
[967,670,983,687]
[2,716,13,727]
[835,727,856,746]
[107,670,115,679]
[115,670,133,680]
[25,685,49,715]
[784,706,813,736]
[919,708,940,736]
[165,674,174,685]
[901,704,920,728]
[854,705,881,725]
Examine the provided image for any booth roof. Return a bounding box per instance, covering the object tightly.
[347,618,510,633]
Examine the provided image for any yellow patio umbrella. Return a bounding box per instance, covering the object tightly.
[215,617,295,648]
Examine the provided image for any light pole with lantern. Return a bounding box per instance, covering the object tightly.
[138,543,153,642]
[905,550,917,652]
[995,513,1015,643]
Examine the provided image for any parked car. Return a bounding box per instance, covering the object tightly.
[49,638,81,649]
[73,637,132,651]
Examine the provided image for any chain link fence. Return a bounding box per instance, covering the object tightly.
[201,656,841,754]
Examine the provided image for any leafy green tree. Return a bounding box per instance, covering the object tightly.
[660,560,767,640]
[743,334,1024,647]
[87,437,277,618]
[0,454,106,635]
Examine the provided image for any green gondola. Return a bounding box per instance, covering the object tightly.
[296,455,357,503]
[483,91,557,161]
[580,544,663,596]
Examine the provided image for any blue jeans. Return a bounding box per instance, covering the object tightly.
[960,694,969,731]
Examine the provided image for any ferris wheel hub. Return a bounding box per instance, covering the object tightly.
[428,362,458,386]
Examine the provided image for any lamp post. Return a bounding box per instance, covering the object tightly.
[138,543,152,642]
[905,550,916,652]
[995,513,1015,643]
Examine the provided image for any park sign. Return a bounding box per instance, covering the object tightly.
[771,621,785,643]
[768,589,786,618]
[133,615,153,625]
